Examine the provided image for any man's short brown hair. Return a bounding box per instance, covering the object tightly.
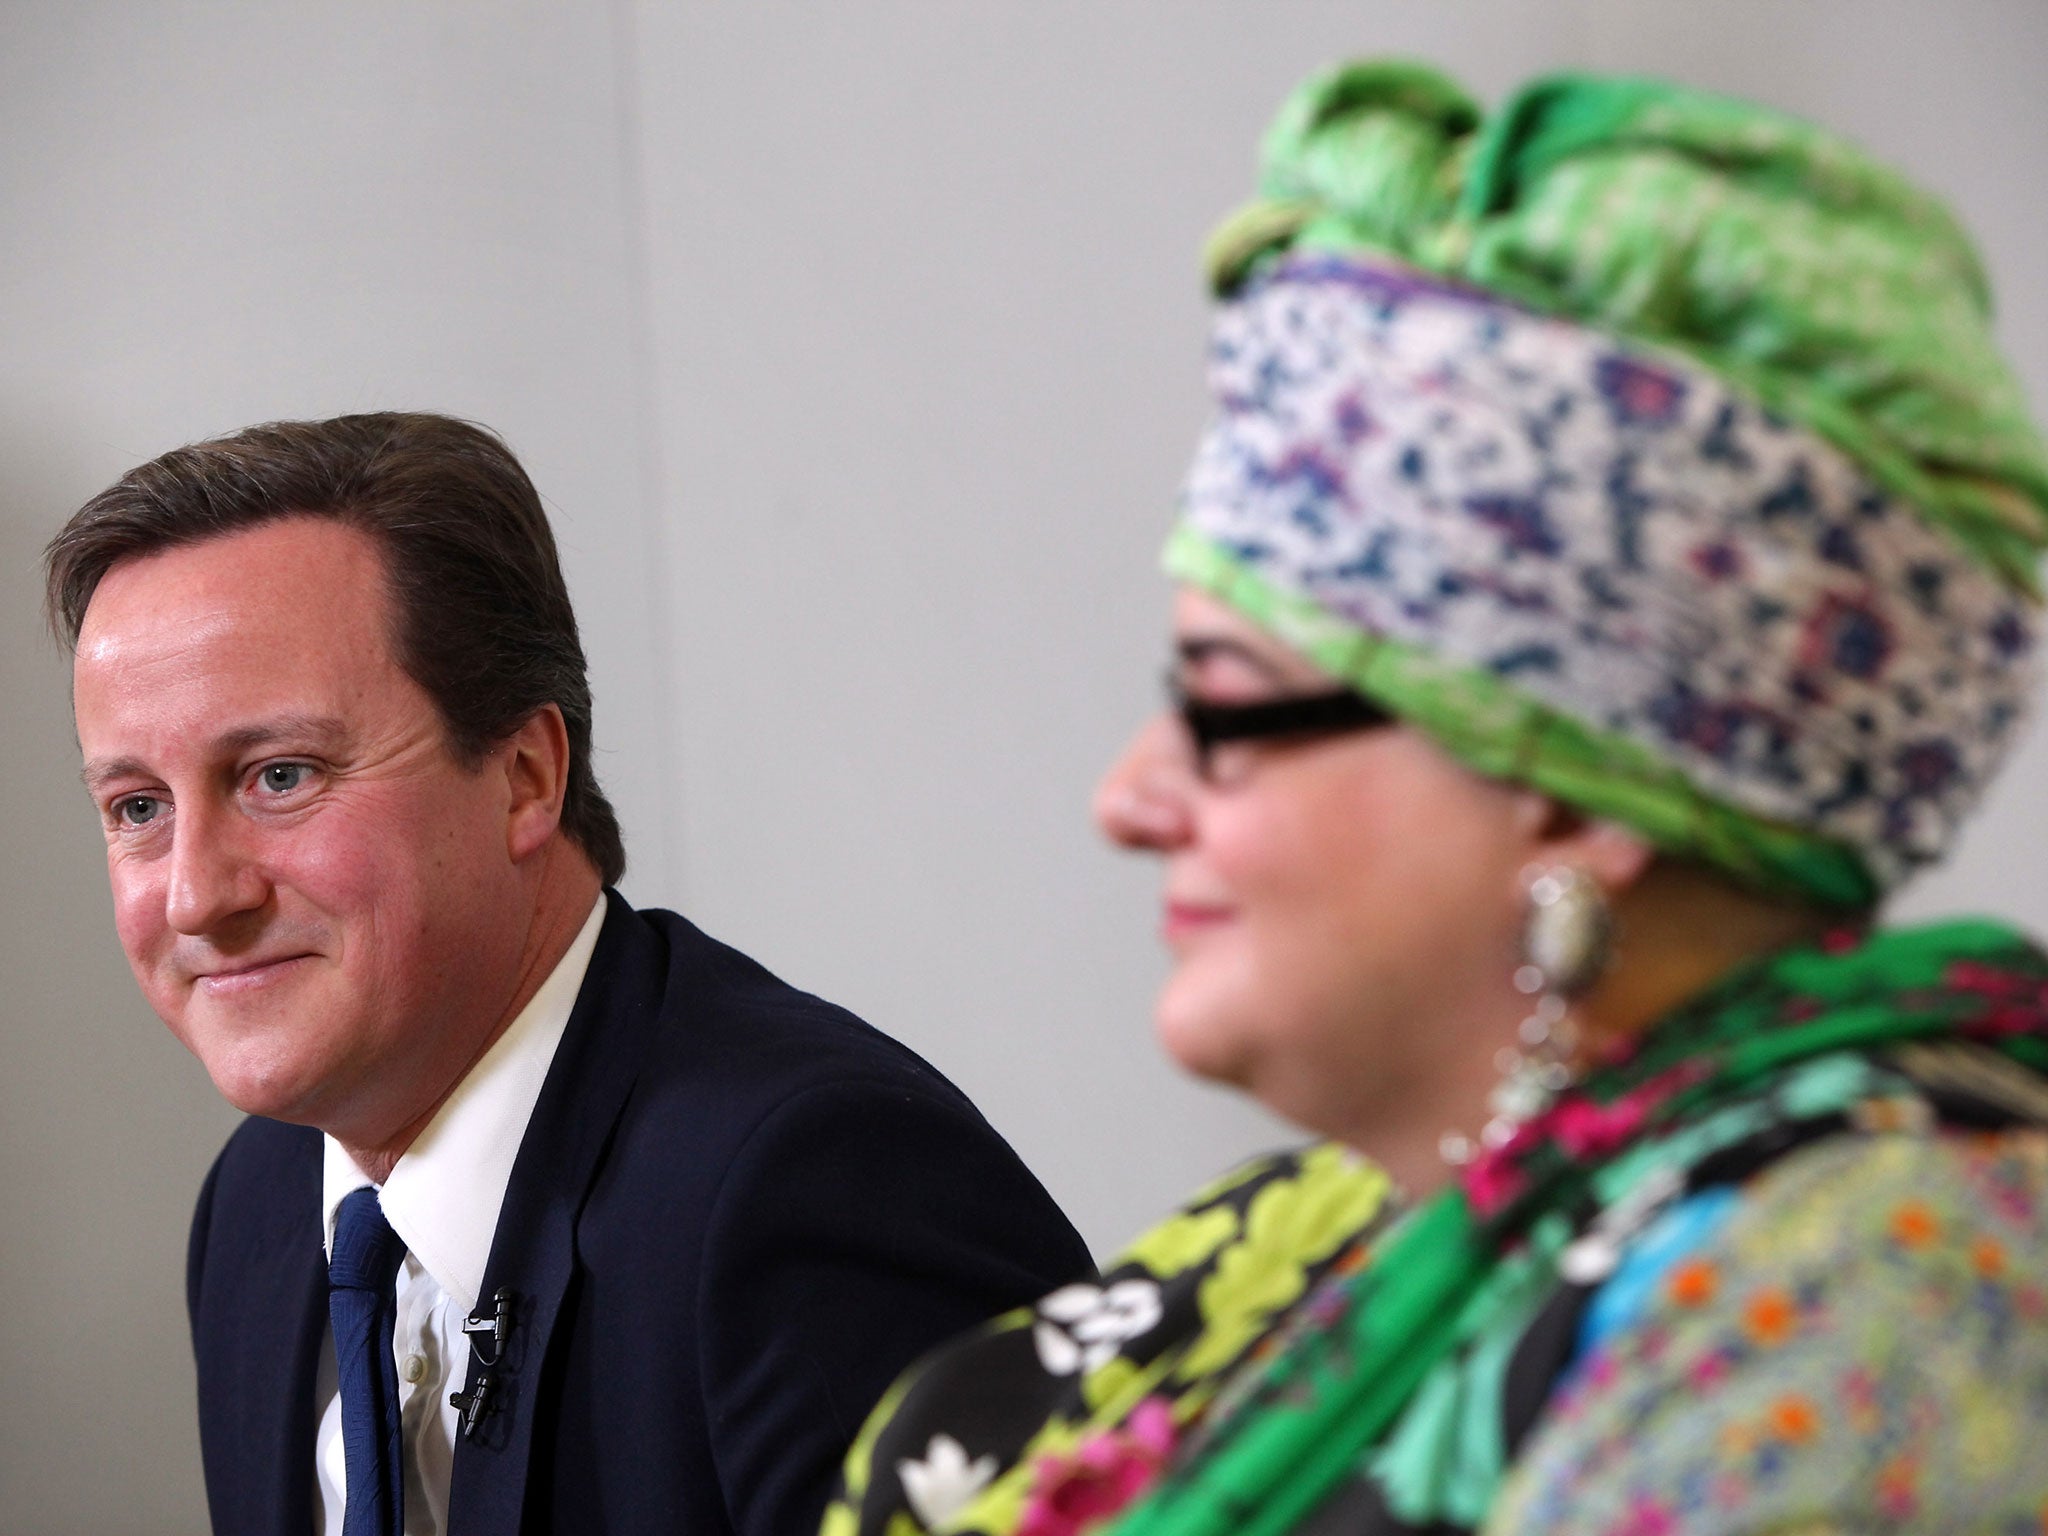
[46,411,626,885]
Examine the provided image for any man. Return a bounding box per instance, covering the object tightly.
[49,413,1091,1536]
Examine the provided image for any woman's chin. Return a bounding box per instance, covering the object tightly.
[1152,982,1260,1091]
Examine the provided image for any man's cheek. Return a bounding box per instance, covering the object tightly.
[109,882,168,986]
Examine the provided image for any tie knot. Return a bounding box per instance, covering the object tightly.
[330,1187,406,1292]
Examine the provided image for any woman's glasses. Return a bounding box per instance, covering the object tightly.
[1166,676,1395,783]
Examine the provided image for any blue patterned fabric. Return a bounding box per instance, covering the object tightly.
[1177,255,2039,890]
[329,1187,407,1536]
[1573,1187,1740,1363]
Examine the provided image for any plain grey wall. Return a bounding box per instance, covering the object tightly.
[0,6,668,1527]
[3,3,2044,1529]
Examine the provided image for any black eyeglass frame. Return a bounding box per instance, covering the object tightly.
[1166,676,1396,781]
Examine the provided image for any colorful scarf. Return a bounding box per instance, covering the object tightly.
[1104,921,2048,1536]
[1175,63,2048,904]
[822,922,2048,1536]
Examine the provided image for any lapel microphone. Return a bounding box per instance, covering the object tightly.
[450,1287,519,1442]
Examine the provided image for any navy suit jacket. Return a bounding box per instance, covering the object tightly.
[186,893,1092,1535]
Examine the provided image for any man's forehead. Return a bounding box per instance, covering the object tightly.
[79,519,394,657]
[72,519,410,760]
[75,582,258,669]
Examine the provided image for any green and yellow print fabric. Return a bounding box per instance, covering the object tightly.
[822,1144,1397,1536]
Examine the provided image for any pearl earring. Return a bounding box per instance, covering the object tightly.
[1441,865,1612,1167]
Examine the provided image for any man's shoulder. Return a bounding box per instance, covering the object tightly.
[562,898,1057,1246]
[192,1116,322,1272]
[534,895,1088,1297]
[596,898,976,1119]
[203,1114,322,1206]
[187,1116,323,1335]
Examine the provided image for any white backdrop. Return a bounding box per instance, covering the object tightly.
[3,3,2044,1528]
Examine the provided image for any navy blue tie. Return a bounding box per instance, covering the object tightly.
[329,1187,408,1536]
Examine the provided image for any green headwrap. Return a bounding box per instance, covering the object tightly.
[1175,63,2048,908]
[1205,60,2048,589]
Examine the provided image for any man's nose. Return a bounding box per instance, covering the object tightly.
[1092,714,1196,852]
[164,801,270,936]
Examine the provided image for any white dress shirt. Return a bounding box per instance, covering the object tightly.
[313,896,607,1536]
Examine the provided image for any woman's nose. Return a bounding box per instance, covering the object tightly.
[1093,714,1196,851]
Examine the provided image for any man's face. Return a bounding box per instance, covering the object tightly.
[72,517,534,1146]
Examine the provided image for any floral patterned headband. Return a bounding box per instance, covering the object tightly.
[1170,255,2039,903]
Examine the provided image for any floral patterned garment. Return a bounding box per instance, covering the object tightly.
[823,1144,1400,1536]
[823,923,2048,1536]
[1487,1129,2048,1536]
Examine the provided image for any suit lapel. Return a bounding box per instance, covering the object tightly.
[203,1125,327,1536]
[446,892,667,1534]
[255,1230,328,1536]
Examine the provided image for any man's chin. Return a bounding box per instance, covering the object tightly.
[190,1041,337,1126]
[209,1077,325,1125]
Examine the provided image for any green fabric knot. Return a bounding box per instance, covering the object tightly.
[1205,60,2048,592]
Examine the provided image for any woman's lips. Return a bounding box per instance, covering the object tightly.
[1162,900,1234,943]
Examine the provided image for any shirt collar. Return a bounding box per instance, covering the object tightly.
[321,894,608,1313]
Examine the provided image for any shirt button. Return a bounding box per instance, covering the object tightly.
[402,1355,428,1384]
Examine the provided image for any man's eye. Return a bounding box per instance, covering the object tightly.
[115,795,164,827]
[256,763,312,795]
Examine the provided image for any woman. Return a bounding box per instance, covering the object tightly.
[827,62,2048,1536]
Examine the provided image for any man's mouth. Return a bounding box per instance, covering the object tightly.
[192,954,315,994]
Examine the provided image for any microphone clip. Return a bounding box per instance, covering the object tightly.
[461,1286,517,1368]
[449,1370,499,1442]
[451,1286,519,1444]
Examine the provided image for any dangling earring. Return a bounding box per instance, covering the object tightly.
[1441,865,1613,1166]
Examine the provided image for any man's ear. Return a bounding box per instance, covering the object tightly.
[503,704,572,862]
